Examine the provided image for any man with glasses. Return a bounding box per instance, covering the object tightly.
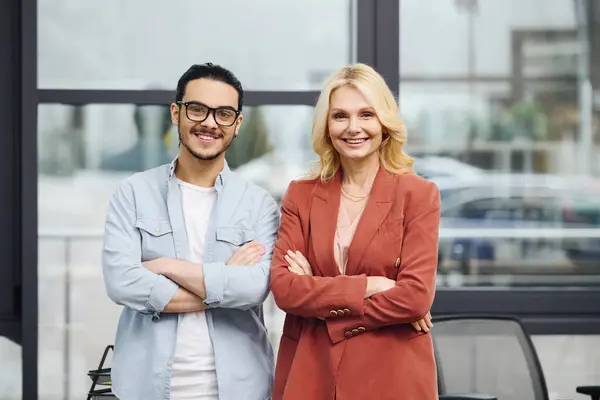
[102,63,279,400]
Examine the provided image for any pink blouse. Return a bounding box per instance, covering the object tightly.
[334,199,366,275]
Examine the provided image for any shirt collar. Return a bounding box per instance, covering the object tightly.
[167,155,232,189]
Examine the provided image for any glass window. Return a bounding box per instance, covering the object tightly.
[444,196,560,223]
[38,0,353,90]
[37,103,314,397]
[400,0,597,171]
[437,181,600,286]
[0,339,20,399]
[560,196,600,227]
[400,0,575,77]
[403,0,600,287]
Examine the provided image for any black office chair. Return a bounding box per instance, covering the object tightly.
[432,315,600,400]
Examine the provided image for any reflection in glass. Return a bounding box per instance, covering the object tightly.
[400,0,597,170]
[100,105,173,172]
[400,0,600,286]
[38,0,353,90]
[226,107,273,170]
[437,177,600,284]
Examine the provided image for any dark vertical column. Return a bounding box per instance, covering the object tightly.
[21,0,39,397]
[0,0,38,398]
[375,0,400,94]
[0,0,20,331]
[357,1,376,66]
[587,0,600,91]
[357,0,400,94]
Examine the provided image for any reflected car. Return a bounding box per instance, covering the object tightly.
[435,173,600,271]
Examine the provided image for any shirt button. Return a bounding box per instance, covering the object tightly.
[155,227,160,233]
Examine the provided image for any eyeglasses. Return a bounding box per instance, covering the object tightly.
[177,101,240,127]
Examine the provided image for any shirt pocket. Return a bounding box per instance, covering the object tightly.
[215,227,258,260]
[216,227,257,247]
[135,218,175,260]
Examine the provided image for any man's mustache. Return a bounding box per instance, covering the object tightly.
[189,127,223,138]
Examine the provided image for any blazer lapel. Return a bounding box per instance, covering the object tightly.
[345,168,394,276]
[309,174,341,277]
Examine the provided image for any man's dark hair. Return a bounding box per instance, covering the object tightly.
[175,63,244,111]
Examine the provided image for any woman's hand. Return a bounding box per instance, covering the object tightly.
[411,312,433,333]
[285,250,313,276]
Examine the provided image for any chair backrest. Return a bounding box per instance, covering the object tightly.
[432,315,549,400]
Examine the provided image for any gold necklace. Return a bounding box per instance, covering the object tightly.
[341,184,371,202]
[341,191,368,203]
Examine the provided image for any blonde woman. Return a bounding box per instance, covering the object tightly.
[269,64,440,400]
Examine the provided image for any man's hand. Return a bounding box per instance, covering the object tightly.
[285,250,313,276]
[411,312,433,333]
[226,240,265,266]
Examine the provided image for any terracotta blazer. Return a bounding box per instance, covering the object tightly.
[269,167,441,400]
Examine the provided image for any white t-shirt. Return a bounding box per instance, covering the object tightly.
[170,179,219,400]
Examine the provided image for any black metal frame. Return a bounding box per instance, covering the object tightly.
[432,288,600,335]
[38,89,321,106]
[11,0,39,399]
[0,0,21,343]
[21,0,38,394]
[4,0,597,398]
[357,0,400,92]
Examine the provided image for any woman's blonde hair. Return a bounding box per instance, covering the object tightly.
[310,63,414,181]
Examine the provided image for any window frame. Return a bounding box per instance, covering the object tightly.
[13,0,600,399]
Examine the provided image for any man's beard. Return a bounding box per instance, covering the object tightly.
[178,125,234,161]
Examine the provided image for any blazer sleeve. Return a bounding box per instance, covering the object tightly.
[325,180,441,343]
[270,182,368,319]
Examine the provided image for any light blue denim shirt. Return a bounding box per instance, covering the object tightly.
[102,158,280,400]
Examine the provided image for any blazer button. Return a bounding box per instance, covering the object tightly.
[329,310,339,317]
[357,326,366,332]
[344,331,353,338]
[352,328,360,335]
[395,257,401,268]
[343,308,351,316]
[337,309,345,315]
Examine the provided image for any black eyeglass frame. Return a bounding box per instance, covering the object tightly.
[176,100,241,127]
